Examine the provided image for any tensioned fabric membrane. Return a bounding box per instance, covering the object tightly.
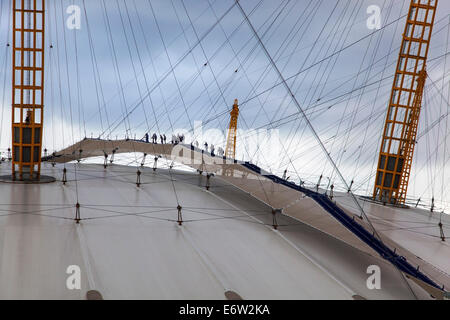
[0,160,434,299]
[46,138,450,299]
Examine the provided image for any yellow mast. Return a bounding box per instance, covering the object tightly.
[225,99,239,159]
[11,0,45,181]
[373,0,437,205]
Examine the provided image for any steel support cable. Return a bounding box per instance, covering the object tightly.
[236,43,448,131]
[147,0,194,135]
[341,85,443,198]
[237,12,413,109]
[243,0,327,165]
[70,0,86,140]
[101,0,134,137]
[59,0,81,203]
[81,0,106,136]
[145,0,281,141]
[331,0,393,181]
[100,0,132,135]
[270,17,450,181]
[134,1,255,138]
[230,27,396,166]
[191,7,282,136]
[244,0,431,120]
[246,0,317,114]
[352,0,407,183]
[131,0,175,134]
[137,1,239,135]
[253,3,353,175]
[124,0,172,171]
[281,0,360,180]
[116,0,160,163]
[414,93,450,205]
[0,0,11,150]
[199,73,392,174]
[186,0,289,141]
[180,0,245,128]
[52,3,68,167]
[297,0,362,119]
[250,0,337,157]
[433,30,449,208]
[130,0,287,139]
[199,50,399,130]
[294,0,354,112]
[204,0,302,137]
[430,84,443,202]
[361,55,450,198]
[81,0,118,163]
[442,17,450,209]
[207,0,331,178]
[246,0,329,129]
[419,74,450,140]
[125,0,406,140]
[424,88,435,200]
[279,109,387,172]
[287,73,383,180]
[84,0,223,131]
[236,0,382,238]
[47,10,56,155]
[174,1,283,204]
[177,1,284,206]
[367,59,450,202]
[202,0,307,159]
[101,0,141,168]
[169,0,227,136]
[120,0,165,170]
[97,2,238,138]
[276,15,450,111]
[231,0,318,130]
[145,0,199,207]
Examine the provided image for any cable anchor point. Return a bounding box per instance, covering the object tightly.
[206,173,211,190]
[153,157,159,172]
[316,175,323,192]
[272,209,281,230]
[347,180,353,193]
[141,153,147,167]
[103,152,108,169]
[136,170,141,187]
[177,205,183,226]
[75,202,81,224]
[62,168,67,185]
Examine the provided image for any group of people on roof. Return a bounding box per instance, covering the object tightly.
[143,132,225,157]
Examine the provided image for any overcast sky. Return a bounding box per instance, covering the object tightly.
[0,0,448,209]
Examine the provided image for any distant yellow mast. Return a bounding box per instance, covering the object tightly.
[225,99,239,159]
[11,0,45,180]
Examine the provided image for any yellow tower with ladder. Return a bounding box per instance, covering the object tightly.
[11,0,45,181]
[373,0,438,205]
[225,99,239,159]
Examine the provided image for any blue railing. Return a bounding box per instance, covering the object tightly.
[243,168,442,290]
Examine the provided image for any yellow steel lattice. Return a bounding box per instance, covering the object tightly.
[373,0,438,205]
